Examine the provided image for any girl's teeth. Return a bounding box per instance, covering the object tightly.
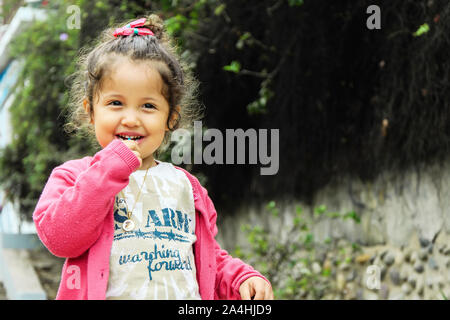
[117,135,141,140]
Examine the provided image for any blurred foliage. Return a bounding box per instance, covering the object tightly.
[234,201,361,299]
[0,0,88,218]
[1,0,25,24]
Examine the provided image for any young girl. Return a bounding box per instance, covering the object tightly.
[32,14,273,300]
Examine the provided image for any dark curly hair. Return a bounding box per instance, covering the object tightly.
[64,13,204,156]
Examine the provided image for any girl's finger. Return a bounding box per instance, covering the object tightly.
[240,285,252,300]
[253,282,265,300]
[265,285,274,300]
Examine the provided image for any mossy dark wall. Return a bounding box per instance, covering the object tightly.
[187,0,450,211]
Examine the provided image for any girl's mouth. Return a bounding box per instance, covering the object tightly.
[116,134,144,141]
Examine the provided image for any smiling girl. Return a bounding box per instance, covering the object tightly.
[32,13,273,300]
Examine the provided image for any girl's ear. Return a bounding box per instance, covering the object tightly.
[167,105,181,131]
[83,99,94,124]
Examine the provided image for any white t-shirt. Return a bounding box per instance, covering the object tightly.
[105,160,201,300]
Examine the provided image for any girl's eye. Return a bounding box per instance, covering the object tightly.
[108,100,122,106]
[143,103,156,109]
[107,101,155,109]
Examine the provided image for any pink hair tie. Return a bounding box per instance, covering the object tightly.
[113,18,154,37]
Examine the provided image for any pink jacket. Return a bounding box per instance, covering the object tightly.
[33,139,268,300]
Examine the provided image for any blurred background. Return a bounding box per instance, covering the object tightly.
[0,0,449,300]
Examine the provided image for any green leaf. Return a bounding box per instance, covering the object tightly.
[326,211,341,218]
[266,200,276,210]
[236,32,251,50]
[165,14,188,35]
[351,242,361,252]
[214,3,226,16]
[288,0,304,7]
[304,233,314,245]
[247,100,267,115]
[413,23,430,37]
[223,60,241,73]
[322,268,331,277]
[314,204,327,216]
[343,211,361,223]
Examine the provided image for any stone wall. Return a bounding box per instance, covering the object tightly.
[215,161,450,299]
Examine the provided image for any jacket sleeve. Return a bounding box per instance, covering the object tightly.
[198,184,271,300]
[33,139,140,258]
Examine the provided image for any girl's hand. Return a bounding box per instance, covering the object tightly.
[121,139,142,170]
[239,277,274,300]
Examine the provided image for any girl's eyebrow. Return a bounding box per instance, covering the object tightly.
[104,93,124,98]
[104,93,159,102]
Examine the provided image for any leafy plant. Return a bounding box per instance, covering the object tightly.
[235,201,360,299]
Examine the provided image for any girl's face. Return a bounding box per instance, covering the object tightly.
[84,57,176,169]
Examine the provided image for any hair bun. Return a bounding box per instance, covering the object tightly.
[144,14,165,41]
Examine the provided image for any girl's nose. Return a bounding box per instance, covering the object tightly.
[121,112,141,127]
